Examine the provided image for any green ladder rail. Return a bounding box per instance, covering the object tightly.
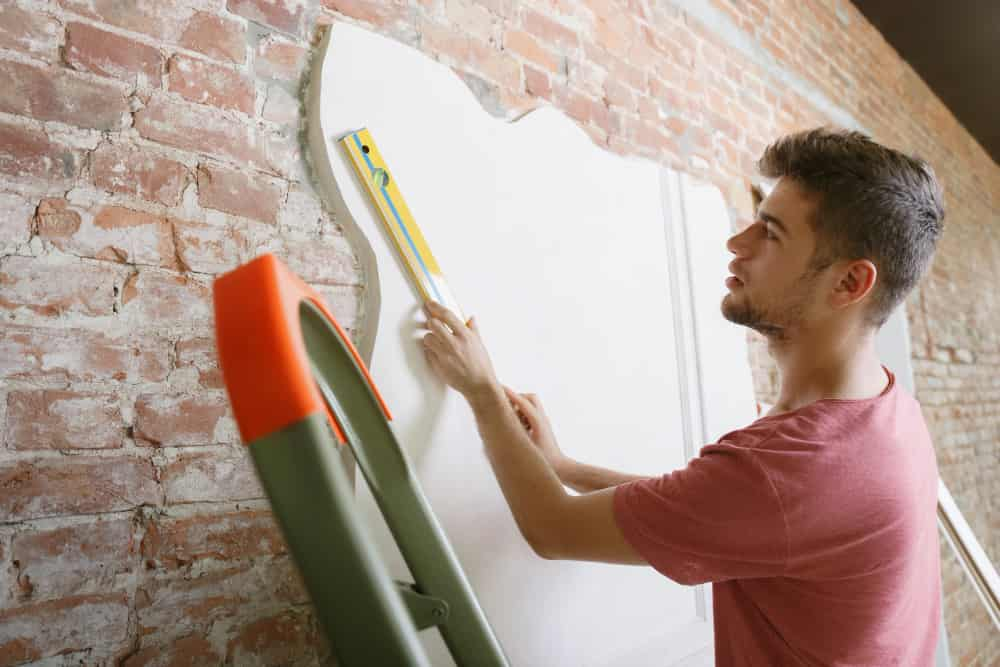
[213,253,509,666]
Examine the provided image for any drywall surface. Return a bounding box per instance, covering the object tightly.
[309,22,756,666]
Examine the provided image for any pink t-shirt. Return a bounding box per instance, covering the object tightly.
[614,367,941,666]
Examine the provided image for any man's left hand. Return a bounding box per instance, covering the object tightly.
[421,301,499,398]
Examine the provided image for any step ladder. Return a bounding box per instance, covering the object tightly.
[212,253,510,666]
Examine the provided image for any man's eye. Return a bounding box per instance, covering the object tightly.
[764,225,778,240]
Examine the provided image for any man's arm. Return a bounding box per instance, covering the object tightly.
[555,458,647,494]
[420,301,645,564]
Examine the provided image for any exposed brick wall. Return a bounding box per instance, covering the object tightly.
[0,0,994,665]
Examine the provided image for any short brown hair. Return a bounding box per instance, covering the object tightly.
[757,127,945,327]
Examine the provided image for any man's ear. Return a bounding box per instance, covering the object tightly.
[832,259,878,308]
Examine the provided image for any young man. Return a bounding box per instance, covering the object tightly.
[420,127,945,666]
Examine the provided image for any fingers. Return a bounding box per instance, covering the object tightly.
[522,393,546,415]
[503,387,534,432]
[502,386,539,430]
[421,332,442,355]
[503,386,537,414]
[426,317,452,340]
[424,300,467,336]
[502,385,523,404]
[422,344,444,376]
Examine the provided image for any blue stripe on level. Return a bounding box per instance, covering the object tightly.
[352,133,444,304]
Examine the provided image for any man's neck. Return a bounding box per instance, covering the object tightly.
[766,324,888,416]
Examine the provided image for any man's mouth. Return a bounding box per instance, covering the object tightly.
[725,276,744,289]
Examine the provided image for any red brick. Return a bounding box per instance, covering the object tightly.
[761,33,792,66]
[65,22,164,87]
[629,116,681,158]
[567,58,606,98]
[523,10,579,52]
[197,164,283,224]
[134,566,248,644]
[625,41,663,76]
[467,40,521,91]
[5,389,124,451]
[228,0,305,36]
[657,59,704,99]
[604,77,635,111]
[37,200,179,269]
[226,609,317,665]
[168,55,254,114]
[120,270,213,329]
[133,559,307,647]
[0,59,129,130]
[524,65,552,99]
[593,13,637,54]
[608,55,647,94]
[0,594,129,664]
[477,0,518,18]
[58,0,193,41]
[504,29,561,73]
[179,11,247,65]
[0,323,170,383]
[323,0,406,28]
[648,76,689,117]
[122,634,221,667]
[420,21,520,90]
[10,518,135,600]
[640,21,694,68]
[0,121,81,187]
[0,4,61,61]
[449,0,501,40]
[161,449,263,504]
[554,87,614,136]
[0,456,159,521]
[36,199,82,240]
[255,34,308,81]
[635,94,660,123]
[0,255,122,318]
[0,192,36,253]
[134,94,269,172]
[239,231,359,286]
[140,510,286,569]
[134,392,234,448]
[171,218,242,274]
[91,142,189,207]
[607,134,633,157]
[175,335,225,389]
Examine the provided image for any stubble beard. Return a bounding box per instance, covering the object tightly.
[721,291,788,339]
[721,268,822,341]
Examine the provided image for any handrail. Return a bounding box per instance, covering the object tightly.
[937,479,1000,629]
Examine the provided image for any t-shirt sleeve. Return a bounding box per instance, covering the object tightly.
[613,440,789,585]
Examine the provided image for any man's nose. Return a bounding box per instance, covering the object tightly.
[726,222,755,256]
